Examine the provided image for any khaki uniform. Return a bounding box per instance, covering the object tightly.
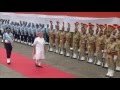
[104,35,111,67]
[79,33,87,60]
[106,41,118,77]
[87,33,96,63]
[105,36,119,77]
[49,29,55,51]
[96,34,104,65]
[55,30,60,53]
[59,30,65,54]
[65,31,72,56]
[72,31,80,58]
[116,35,120,71]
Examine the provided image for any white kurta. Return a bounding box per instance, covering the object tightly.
[33,37,45,60]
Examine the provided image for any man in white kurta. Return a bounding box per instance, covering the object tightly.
[33,32,46,67]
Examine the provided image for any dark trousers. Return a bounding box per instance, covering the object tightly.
[13,32,15,38]
[46,34,49,42]
[4,43,12,58]
[24,35,28,42]
[28,36,31,43]
[21,35,24,41]
[17,34,20,40]
[15,33,17,39]
[31,36,35,44]
[0,30,1,36]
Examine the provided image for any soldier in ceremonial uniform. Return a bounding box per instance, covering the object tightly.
[96,30,104,66]
[72,22,80,59]
[27,23,32,46]
[95,24,100,36]
[49,21,55,52]
[23,25,28,44]
[115,25,120,71]
[41,24,46,43]
[65,23,72,57]
[0,21,4,40]
[20,25,24,43]
[31,23,36,46]
[14,23,18,42]
[17,24,21,43]
[79,23,88,61]
[103,30,111,68]
[105,36,118,77]
[59,22,65,55]
[0,21,2,37]
[55,21,60,53]
[87,23,96,63]
[45,24,50,43]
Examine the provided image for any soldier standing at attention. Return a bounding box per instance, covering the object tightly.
[24,25,27,44]
[115,25,120,71]
[59,22,65,55]
[16,23,21,43]
[79,23,88,61]
[27,23,32,46]
[72,22,80,59]
[31,24,35,46]
[55,21,60,54]
[87,23,96,63]
[103,30,111,68]
[20,24,24,44]
[96,30,104,66]
[46,24,50,43]
[65,23,72,57]
[105,36,118,78]
[49,21,55,52]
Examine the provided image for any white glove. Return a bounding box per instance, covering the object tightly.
[86,51,88,54]
[114,55,118,61]
[70,48,73,50]
[78,49,80,52]
[104,50,107,53]
[102,50,104,53]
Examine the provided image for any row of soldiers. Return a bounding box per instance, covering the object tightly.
[48,21,120,77]
[0,21,50,46]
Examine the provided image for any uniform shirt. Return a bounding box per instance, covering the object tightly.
[31,27,34,36]
[24,27,28,35]
[17,26,20,34]
[14,26,17,33]
[41,27,45,33]
[20,26,24,35]
[3,32,14,43]
[65,31,72,45]
[0,23,3,32]
[2,24,7,30]
[32,27,36,36]
[28,27,31,36]
[117,39,120,56]
[36,28,40,35]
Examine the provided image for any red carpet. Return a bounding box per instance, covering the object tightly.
[0,48,75,78]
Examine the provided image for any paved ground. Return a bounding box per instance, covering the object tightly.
[0,38,120,78]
